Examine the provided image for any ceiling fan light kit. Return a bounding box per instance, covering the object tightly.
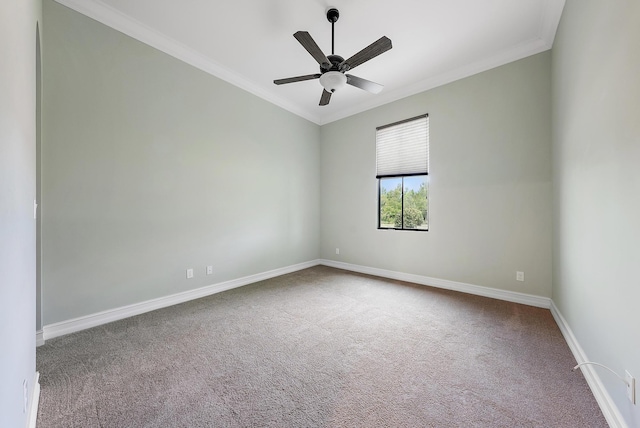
[319,71,347,93]
[274,7,392,106]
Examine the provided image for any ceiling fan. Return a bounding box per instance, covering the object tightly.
[274,8,392,106]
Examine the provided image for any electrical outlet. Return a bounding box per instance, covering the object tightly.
[186,268,194,279]
[516,271,524,282]
[626,370,636,404]
[335,248,340,255]
[206,266,213,275]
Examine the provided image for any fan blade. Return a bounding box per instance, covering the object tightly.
[319,89,332,106]
[274,74,321,85]
[294,31,331,69]
[346,74,384,94]
[340,36,392,71]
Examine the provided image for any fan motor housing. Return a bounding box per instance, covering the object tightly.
[321,54,345,73]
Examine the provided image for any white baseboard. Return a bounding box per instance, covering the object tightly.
[35,258,623,426]
[550,302,627,428]
[37,259,550,344]
[40,260,320,342]
[319,259,551,308]
[38,259,549,341]
[26,372,40,428]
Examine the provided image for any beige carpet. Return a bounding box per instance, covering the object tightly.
[36,266,606,427]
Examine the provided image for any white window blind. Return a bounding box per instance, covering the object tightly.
[376,114,429,178]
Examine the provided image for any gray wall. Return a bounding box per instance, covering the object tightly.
[32,1,640,424]
[0,0,41,425]
[552,0,640,425]
[321,52,553,297]
[42,1,320,325]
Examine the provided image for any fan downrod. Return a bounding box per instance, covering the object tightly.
[327,8,339,55]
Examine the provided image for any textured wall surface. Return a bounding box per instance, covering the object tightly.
[0,0,41,425]
[42,0,320,324]
[321,52,552,297]
[34,0,640,425]
[552,0,640,426]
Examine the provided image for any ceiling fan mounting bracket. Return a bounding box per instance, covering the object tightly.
[326,8,339,23]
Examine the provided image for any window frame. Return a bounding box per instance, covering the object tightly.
[376,114,429,232]
[377,175,429,231]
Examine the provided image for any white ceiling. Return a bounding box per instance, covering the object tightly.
[55,0,565,125]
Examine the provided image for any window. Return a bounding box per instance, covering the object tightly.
[377,114,429,231]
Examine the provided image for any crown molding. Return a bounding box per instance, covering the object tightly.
[54,0,564,127]
[53,0,322,125]
[320,0,565,125]
[540,0,566,50]
[319,36,551,125]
